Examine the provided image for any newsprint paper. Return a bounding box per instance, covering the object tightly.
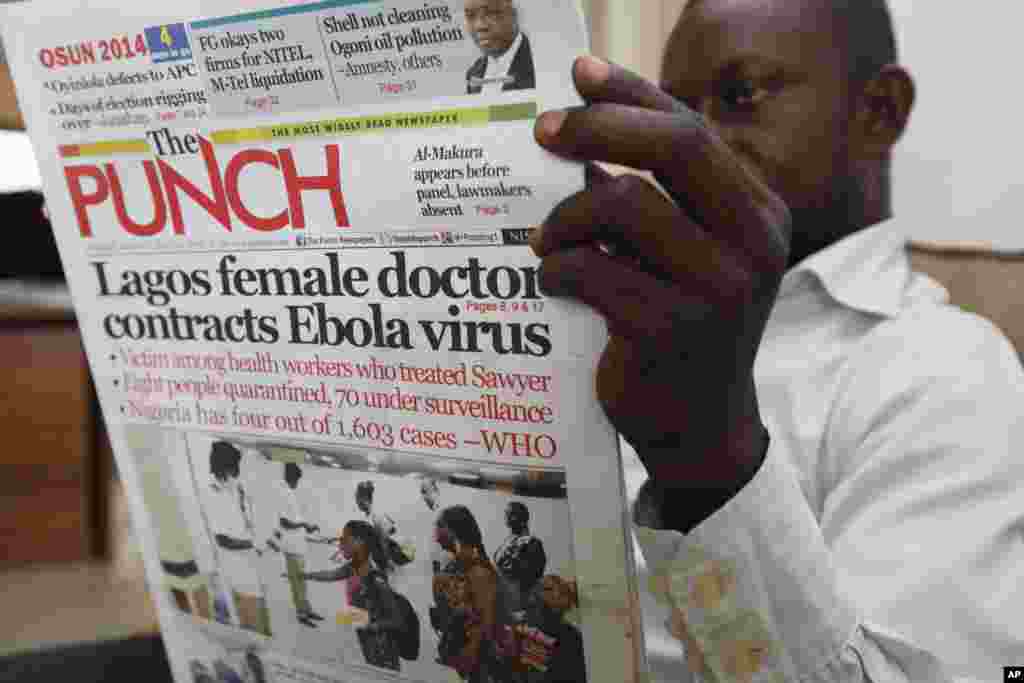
[1,1,646,682]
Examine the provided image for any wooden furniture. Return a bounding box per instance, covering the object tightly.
[0,478,159,657]
[909,243,1024,358]
[0,288,109,565]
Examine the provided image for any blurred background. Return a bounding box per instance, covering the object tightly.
[0,7,162,669]
[1,0,1023,679]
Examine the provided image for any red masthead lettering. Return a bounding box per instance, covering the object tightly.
[63,139,351,238]
[280,144,349,229]
[64,165,107,238]
[158,137,231,234]
[225,149,288,232]
[105,160,167,236]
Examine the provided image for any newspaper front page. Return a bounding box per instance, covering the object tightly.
[1,2,644,682]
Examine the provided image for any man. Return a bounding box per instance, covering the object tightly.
[531,0,1024,680]
[414,477,454,574]
[493,501,546,612]
[207,441,271,637]
[244,651,267,683]
[356,480,415,574]
[356,480,389,537]
[189,660,216,683]
[420,476,441,512]
[213,659,244,683]
[464,0,535,94]
[268,463,323,628]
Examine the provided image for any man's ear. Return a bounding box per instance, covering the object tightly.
[853,64,915,158]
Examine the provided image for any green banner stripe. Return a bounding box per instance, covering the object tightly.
[488,102,537,122]
[191,0,376,30]
[212,102,536,144]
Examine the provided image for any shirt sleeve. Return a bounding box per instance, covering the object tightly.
[633,312,1024,682]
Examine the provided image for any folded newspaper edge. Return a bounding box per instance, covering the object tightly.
[0,1,649,682]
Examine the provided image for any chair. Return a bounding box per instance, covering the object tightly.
[908,242,1024,359]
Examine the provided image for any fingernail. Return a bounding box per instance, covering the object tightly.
[535,110,567,144]
[528,225,544,255]
[577,55,610,86]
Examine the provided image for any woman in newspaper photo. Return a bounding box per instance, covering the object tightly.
[207,441,271,637]
[431,505,500,683]
[521,575,586,683]
[301,520,405,672]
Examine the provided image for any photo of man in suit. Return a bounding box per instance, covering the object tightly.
[464,0,535,94]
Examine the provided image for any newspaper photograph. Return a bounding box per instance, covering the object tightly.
[0,1,644,682]
[126,426,583,681]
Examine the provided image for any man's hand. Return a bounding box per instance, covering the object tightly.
[532,57,790,524]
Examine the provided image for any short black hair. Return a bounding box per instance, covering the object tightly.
[830,0,898,84]
[344,519,392,573]
[356,480,374,500]
[437,505,487,557]
[507,501,528,522]
[210,441,241,481]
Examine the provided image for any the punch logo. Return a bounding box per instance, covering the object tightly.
[145,24,193,64]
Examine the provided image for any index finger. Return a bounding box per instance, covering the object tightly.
[572,56,685,114]
[535,103,787,265]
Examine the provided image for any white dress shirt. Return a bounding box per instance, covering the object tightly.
[278,483,308,557]
[480,31,524,94]
[624,219,1024,682]
[207,478,262,594]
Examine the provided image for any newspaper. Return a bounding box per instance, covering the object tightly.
[1,1,644,682]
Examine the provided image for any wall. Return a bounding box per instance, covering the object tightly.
[585,0,684,80]
[888,2,1024,250]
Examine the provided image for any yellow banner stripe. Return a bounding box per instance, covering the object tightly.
[209,128,274,145]
[211,103,537,145]
[59,139,149,158]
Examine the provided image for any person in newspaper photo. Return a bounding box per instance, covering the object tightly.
[189,660,216,683]
[520,575,585,683]
[266,463,323,628]
[416,476,454,573]
[431,505,500,683]
[528,0,1024,680]
[464,0,535,94]
[492,501,546,615]
[493,574,584,683]
[243,650,268,683]
[301,520,408,672]
[213,659,245,683]
[356,480,416,572]
[420,476,442,512]
[207,441,271,637]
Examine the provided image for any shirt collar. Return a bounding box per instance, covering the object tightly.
[777,218,911,319]
[487,31,523,74]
